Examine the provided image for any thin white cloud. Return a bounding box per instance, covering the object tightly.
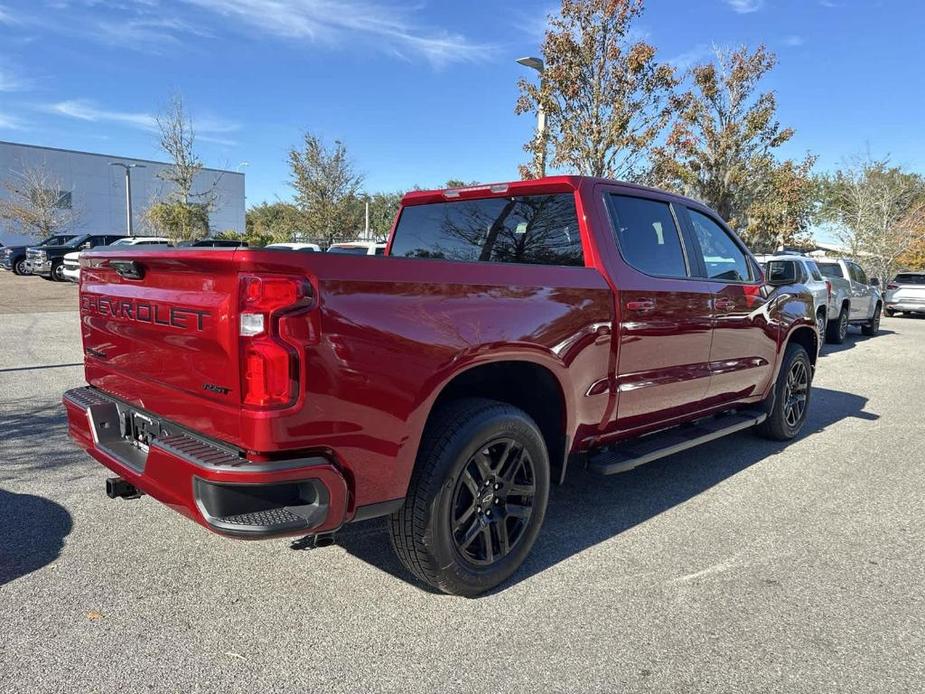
[783,34,805,47]
[724,0,765,13]
[668,44,711,70]
[0,112,24,130]
[94,16,213,50]
[0,63,30,92]
[0,4,18,25]
[45,99,240,142]
[182,0,493,67]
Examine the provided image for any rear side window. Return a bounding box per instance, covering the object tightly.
[687,209,753,282]
[606,195,687,277]
[817,263,844,279]
[390,194,583,266]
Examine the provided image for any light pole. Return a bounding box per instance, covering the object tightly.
[110,162,145,237]
[516,56,546,178]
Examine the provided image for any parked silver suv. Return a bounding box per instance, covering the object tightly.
[885,271,925,316]
[759,255,830,342]
[815,258,883,343]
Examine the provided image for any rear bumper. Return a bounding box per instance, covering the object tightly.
[63,386,350,539]
[886,301,925,313]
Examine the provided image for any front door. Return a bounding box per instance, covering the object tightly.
[601,190,714,433]
[682,207,777,405]
[847,262,873,320]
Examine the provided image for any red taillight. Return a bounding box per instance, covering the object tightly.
[825,280,832,300]
[238,274,313,408]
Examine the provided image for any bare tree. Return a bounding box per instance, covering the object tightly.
[816,154,925,282]
[146,94,218,241]
[0,164,80,239]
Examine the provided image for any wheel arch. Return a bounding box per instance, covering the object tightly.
[422,358,572,486]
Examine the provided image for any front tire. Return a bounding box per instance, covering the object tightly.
[51,262,66,282]
[13,258,28,275]
[862,304,881,336]
[826,305,849,344]
[757,343,813,441]
[389,398,550,597]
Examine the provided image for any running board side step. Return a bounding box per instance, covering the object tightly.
[587,409,767,476]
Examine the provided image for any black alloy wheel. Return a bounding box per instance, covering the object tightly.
[783,358,809,428]
[450,437,535,566]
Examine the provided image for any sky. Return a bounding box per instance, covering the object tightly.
[1,0,924,208]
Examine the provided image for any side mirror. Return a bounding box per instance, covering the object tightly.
[764,260,797,286]
[869,277,880,287]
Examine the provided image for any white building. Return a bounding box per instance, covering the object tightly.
[0,140,245,245]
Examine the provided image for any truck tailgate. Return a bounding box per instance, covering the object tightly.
[79,248,244,442]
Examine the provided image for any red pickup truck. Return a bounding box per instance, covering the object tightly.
[64,176,817,596]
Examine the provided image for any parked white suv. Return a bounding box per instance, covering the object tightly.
[61,236,171,282]
[885,271,925,316]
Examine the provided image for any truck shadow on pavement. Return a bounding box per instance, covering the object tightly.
[0,399,89,479]
[334,386,878,595]
[0,487,72,587]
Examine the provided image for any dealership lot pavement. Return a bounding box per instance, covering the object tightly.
[0,271,923,693]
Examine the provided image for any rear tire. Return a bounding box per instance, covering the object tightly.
[13,258,28,275]
[51,262,65,282]
[826,305,849,344]
[862,304,881,336]
[757,343,813,441]
[883,308,895,317]
[815,310,826,342]
[389,398,550,597]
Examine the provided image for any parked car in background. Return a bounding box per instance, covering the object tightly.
[61,237,171,283]
[815,258,883,342]
[264,242,322,252]
[64,176,819,597]
[27,234,127,281]
[885,271,925,316]
[759,255,831,341]
[1,234,77,276]
[327,241,386,255]
[178,239,249,248]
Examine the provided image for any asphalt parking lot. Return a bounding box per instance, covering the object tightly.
[0,270,923,693]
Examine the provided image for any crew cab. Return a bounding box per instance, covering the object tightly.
[1,234,77,275]
[64,177,818,596]
[28,234,127,281]
[815,258,883,342]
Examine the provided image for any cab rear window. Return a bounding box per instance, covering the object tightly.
[817,263,844,279]
[390,194,583,267]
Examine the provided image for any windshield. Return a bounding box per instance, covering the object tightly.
[39,235,77,247]
[327,246,369,255]
[817,263,844,279]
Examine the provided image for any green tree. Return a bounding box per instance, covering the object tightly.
[245,201,305,241]
[145,201,209,241]
[365,192,403,240]
[651,45,796,230]
[289,133,364,248]
[515,0,680,179]
[742,154,817,253]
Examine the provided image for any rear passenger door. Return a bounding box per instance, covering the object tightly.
[681,207,777,405]
[602,190,714,431]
